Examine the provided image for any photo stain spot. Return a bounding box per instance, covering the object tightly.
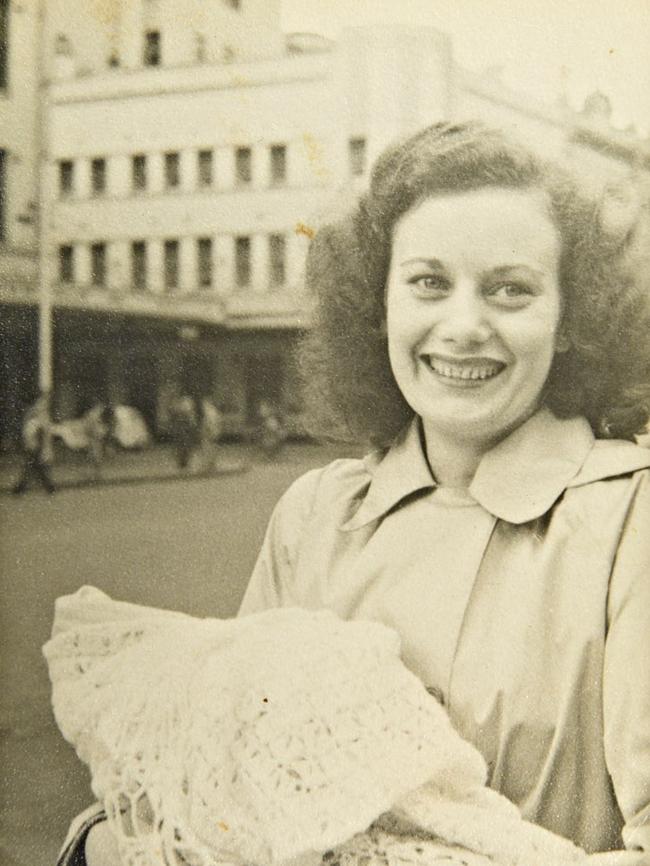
[302,133,329,181]
[295,222,315,240]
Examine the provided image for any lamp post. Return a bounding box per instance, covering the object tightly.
[36,0,52,394]
[37,203,53,393]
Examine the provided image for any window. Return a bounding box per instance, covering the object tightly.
[269,234,286,286]
[0,149,5,242]
[131,241,147,290]
[197,237,212,288]
[59,245,74,283]
[198,150,213,187]
[164,151,180,189]
[90,243,106,286]
[0,0,8,89]
[235,147,252,185]
[59,160,74,196]
[164,239,179,290]
[132,154,147,191]
[348,137,366,177]
[235,236,250,288]
[90,158,106,196]
[269,145,286,186]
[143,30,161,66]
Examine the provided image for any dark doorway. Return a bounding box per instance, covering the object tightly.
[0,306,38,448]
[73,355,109,415]
[244,353,283,423]
[125,354,159,433]
[180,351,214,400]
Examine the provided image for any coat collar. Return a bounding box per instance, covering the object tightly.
[343,409,650,530]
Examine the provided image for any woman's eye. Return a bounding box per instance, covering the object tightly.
[408,275,449,295]
[488,282,534,304]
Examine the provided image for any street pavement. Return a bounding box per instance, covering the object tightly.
[0,441,361,866]
[0,441,253,494]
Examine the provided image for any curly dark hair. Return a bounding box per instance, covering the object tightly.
[298,121,650,446]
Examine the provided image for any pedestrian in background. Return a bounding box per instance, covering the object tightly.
[197,397,223,473]
[169,394,199,470]
[84,403,115,480]
[12,391,56,495]
[256,399,285,458]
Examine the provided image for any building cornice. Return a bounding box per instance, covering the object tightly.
[456,65,570,130]
[47,54,329,105]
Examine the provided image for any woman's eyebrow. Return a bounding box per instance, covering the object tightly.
[484,264,547,280]
[398,257,446,268]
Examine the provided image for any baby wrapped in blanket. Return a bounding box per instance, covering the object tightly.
[44,587,590,866]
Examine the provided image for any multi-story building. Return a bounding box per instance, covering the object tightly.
[1,0,648,446]
[0,0,43,447]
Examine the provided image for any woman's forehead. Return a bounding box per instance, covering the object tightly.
[391,187,560,267]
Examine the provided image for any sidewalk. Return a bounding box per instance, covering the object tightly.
[0,439,361,495]
[0,443,252,494]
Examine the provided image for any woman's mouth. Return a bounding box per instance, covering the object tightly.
[422,355,506,382]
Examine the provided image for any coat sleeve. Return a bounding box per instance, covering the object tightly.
[603,470,650,853]
[237,467,325,615]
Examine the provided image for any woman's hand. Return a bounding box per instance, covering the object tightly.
[84,820,121,866]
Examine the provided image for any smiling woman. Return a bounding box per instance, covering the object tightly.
[253,123,649,857]
[66,122,650,866]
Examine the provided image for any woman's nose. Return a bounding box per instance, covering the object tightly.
[435,286,491,346]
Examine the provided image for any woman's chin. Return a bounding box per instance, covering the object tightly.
[418,400,533,449]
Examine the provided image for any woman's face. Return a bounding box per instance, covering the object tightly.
[385,187,565,450]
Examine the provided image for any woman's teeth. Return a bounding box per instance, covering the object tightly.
[426,358,503,380]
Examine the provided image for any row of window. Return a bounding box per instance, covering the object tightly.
[57,233,287,292]
[57,138,367,197]
[59,145,281,195]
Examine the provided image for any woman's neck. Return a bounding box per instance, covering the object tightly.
[421,424,491,489]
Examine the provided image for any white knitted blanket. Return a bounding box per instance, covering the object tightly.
[43,587,589,866]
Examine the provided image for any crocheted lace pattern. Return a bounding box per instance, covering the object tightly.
[44,587,588,866]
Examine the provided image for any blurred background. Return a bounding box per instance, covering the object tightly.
[0,1,649,864]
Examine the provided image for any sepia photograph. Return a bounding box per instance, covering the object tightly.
[1,1,649,865]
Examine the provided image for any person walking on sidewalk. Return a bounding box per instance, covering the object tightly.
[84,402,115,480]
[196,397,223,473]
[169,394,199,471]
[12,392,56,495]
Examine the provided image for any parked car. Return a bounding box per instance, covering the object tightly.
[51,404,150,453]
[112,405,150,450]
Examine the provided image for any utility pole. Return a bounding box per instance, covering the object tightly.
[36,0,52,393]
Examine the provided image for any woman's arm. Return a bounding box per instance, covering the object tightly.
[238,467,324,615]
[603,472,650,856]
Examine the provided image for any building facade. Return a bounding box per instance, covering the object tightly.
[1,0,648,446]
[0,0,42,446]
